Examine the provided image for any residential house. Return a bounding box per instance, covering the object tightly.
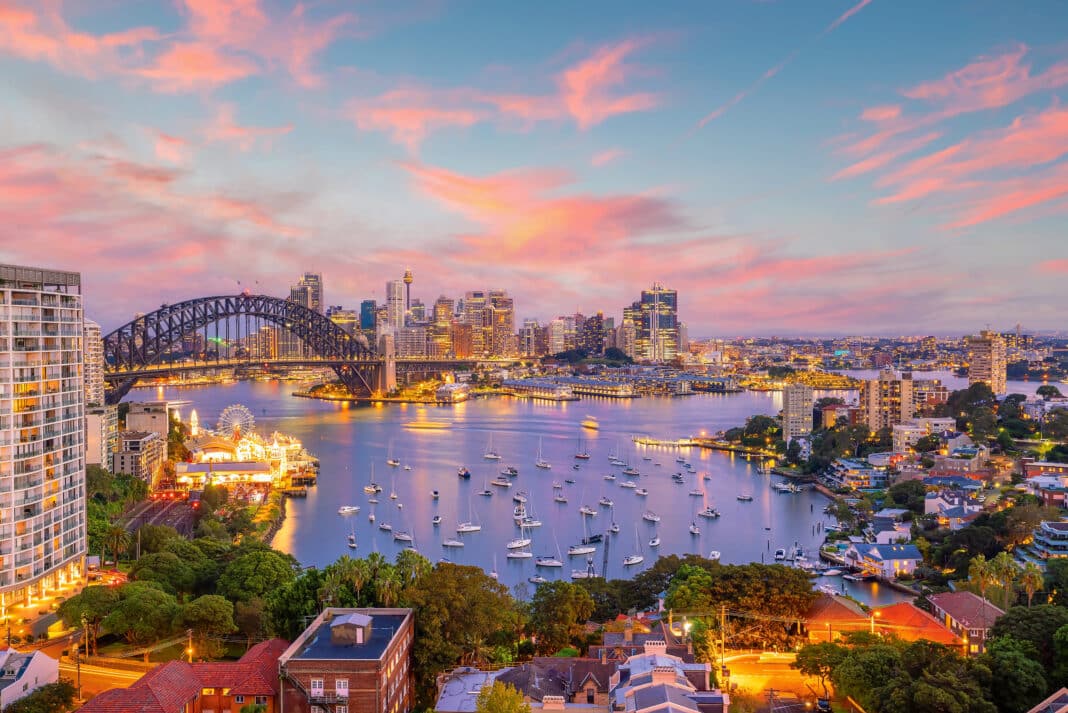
[1023,461,1068,479]
[803,594,869,643]
[1026,476,1068,508]
[78,639,289,713]
[869,603,962,648]
[1026,687,1068,713]
[278,608,414,713]
[0,649,58,710]
[827,459,889,490]
[1016,520,1068,571]
[610,642,728,713]
[924,491,983,531]
[927,591,1005,655]
[844,543,922,579]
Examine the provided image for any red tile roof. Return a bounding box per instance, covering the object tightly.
[927,591,1005,630]
[805,593,867,626]
[78,639,290,713]
[872,602,962,646]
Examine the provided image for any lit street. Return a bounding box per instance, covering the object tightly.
[59,661,144,697]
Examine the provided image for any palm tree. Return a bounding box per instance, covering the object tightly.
[349,559,370,605]
[105,525,130,563]
[375,569,401,607]
[990,552,1018,609]
[1020,562,1044,607]
[317,570,346,609]
[366,552,387,582]
[968,554,993,602]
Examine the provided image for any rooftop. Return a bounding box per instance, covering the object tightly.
[436,668,507,713]
[1027,687,1068,713]
[927,591,1005,629]
[283,608,410,662]
[628,684,699,713]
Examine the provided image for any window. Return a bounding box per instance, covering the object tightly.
[337,707,349,713]
[311,678,325,695]
[202,688,215,695]
[255,696,268,705]
[336,679,349,697]
[234,696,245,704]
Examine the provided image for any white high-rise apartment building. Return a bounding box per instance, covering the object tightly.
[967,330,1007,395]
[82,319,104,407]
[0,264,86,610]
[781,383,814,443]
[385,280,405,331]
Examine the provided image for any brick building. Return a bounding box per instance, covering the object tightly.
[279,608,414,713]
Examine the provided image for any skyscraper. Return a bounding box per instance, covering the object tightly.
[463,291,487,355]
[637,283,678,362]
[431,296,454,357]
[966,330,1007,395]
[487,290,516,357]
[290,272,323,314]
[386,279,405,331]
[581,313,605,355]
[861,370,915,432]
[781,383,814,443]
[360,299,377,334]
[1,264,87,606]
[83,319,104,407]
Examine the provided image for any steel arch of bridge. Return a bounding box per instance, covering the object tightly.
[102,294,379,404]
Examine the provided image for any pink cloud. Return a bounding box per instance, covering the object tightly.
[204,103,293,151]
[153,132,189,164]
[831,131,941,180]
[861,105,901,122]
[944,162,1068,229]
[1037,259,1068,274]
[557,39,657,129]
[591,149,625,167]
[823,0,874,35]
[347,89,487,151]
[134,41,258,92]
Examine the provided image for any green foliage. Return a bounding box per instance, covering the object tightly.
[603,347,633,364]
[3,680,76,713]
[475,681,531,713]
[103,581,180,649]
[1037,385,1064,399]
[57,585,119,656]
[528,581,594,654]
[239,705,268,713]
[792,642,847,696]
[129,551,196,595]
[136,524,182,555]
[980,637,1048,713]
[266,568,325,640]
[573,577,624,621]
[912,434,942,453]
[989,605,1068,676]
[182,594,237,656]
[887,480,927,513]
[218,550,298,603]
[1046,408,1068,440]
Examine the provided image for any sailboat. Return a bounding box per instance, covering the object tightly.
[456,499,481,533]
[386,439,400,467]
[506,523,533,558]
[574,437,591,460]
[568,516,597,556]
[490,554,499,580]
[608,505,620,534]
[536,533,564,568]
[649,528,661,548]
[535,437,551,469]
[368,505,376,523]
[363,463,382,494]
[623,526,644,566]
[483,433,502,460]
[571,556,596,579]
[389,469,398,500]
[347,523,357,549]
[478,476,493,497]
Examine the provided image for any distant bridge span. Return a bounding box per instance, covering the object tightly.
[102,293,381,404]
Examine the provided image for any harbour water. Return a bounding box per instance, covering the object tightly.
[139,370,1042,605]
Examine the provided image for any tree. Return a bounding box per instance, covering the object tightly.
[182,594,237,659]
[830,641,903,711]
[57,585,119,656]
[3,680,77,713]
[235,598,266,649]
[887,480,927,513]
[792,642,847,696]
[105,524,130,562]
[980,637,1047,713]
[989,605,1068,676]
[103,582,180,660]
[265,568,325,640]
[476,682,530,713]
[989,551,1019,609]
[913,434,942,453]
[1037,385,1063,399]
[968,554,994,602]
[395,549,432,588]
[1020,562,1044,607]
[1046,408,1068,440]
[239,705,268,713]
[528,581,594,655]
[129,552,196,595]
[218,550,297,603]
[136,524,182,555]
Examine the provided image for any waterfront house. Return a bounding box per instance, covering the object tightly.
[843,543,922,579]
[279,608,414,713]
[828,458,889,490]
[0,648,58,710]
[926,591,1004,655]
[78,638,290,713]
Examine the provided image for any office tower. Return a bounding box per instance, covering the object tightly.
[83,319,104,407]
[618,320,637,358]
[678,322,690,354]
[966,330,1007,395]
[450,322,474,359]
[0,264,86,605]
[409,299,426,324]
[781,383,814,443]
[403,268,414,322]
[519,319,542,357]
[374,305,389,337]
[463,291,487,356]
[430,296,454,357]
[395,326,427,357]
[548,317,570,354]
[860,369,915,431]
[299,272,323,314]
[328,309,358,335]
[359,300,377,335]
[487,290,516,357]
[582,313,605,355]
[634,283,678,362]
[385,280,405,331]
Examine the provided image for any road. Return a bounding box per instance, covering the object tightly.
[59,661,144,696]
[724,653,821,699]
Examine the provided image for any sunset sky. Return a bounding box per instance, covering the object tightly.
[1,0,1066,335]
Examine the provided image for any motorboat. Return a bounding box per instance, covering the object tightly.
[689,521,701,535]
[513,491,528,504]
[818,584,841,596]
[565,478,576,484]
[442,538,464,548]
[649,534,661,547]
[572,464,581,470]
[676,456,686,464]
[347,531,357,549]
[554,493,568,503]
[393,530,413,542]
[599,497,614,507]
[622,467,639,476]
[387,458,400,467]
[603,473,616,481]
[368,497,379,504]
[823,569,843,577]
[363,484,381,494]
[502,466,519,477]
[513,503,527,521]
[575,452,591,460]
[568,543,596,556]
[404,464,412,471]
[378,522,392,532]
[698,507,721,519]
[642,456,652,461]
[635,487,649,496]
[507,537,532,549]
[478,488,493,497]
[529,575,548,584]
[608,522,620,534]
[491,477,511,488]
[737,494,753,502]
[709,550,721,561]
[579,505,597,516]
[368,511,375,522]
[396,502,403,509]
[642,510,660,522]
[620,481,637,489]
[774,548,787,560]
[457,467,471,479]
[338,505,360,515]
[773,481,801,494]
[432,515,442,526]
[432,490,440,499]
[456,522,481,533]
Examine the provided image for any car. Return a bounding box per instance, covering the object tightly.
[815,698,832,712]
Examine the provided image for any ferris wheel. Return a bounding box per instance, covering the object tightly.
[217,404,255,435]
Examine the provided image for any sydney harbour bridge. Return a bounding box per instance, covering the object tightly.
[102,293,491,405]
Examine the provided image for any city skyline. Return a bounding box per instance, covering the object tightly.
[1,1,1067,334]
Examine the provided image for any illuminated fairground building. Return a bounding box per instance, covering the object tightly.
[175,406,318,495]
[0,264,87,619]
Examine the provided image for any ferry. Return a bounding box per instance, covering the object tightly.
[338,505,360,515]
[405,420,451,430]
[581,416,600,430]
